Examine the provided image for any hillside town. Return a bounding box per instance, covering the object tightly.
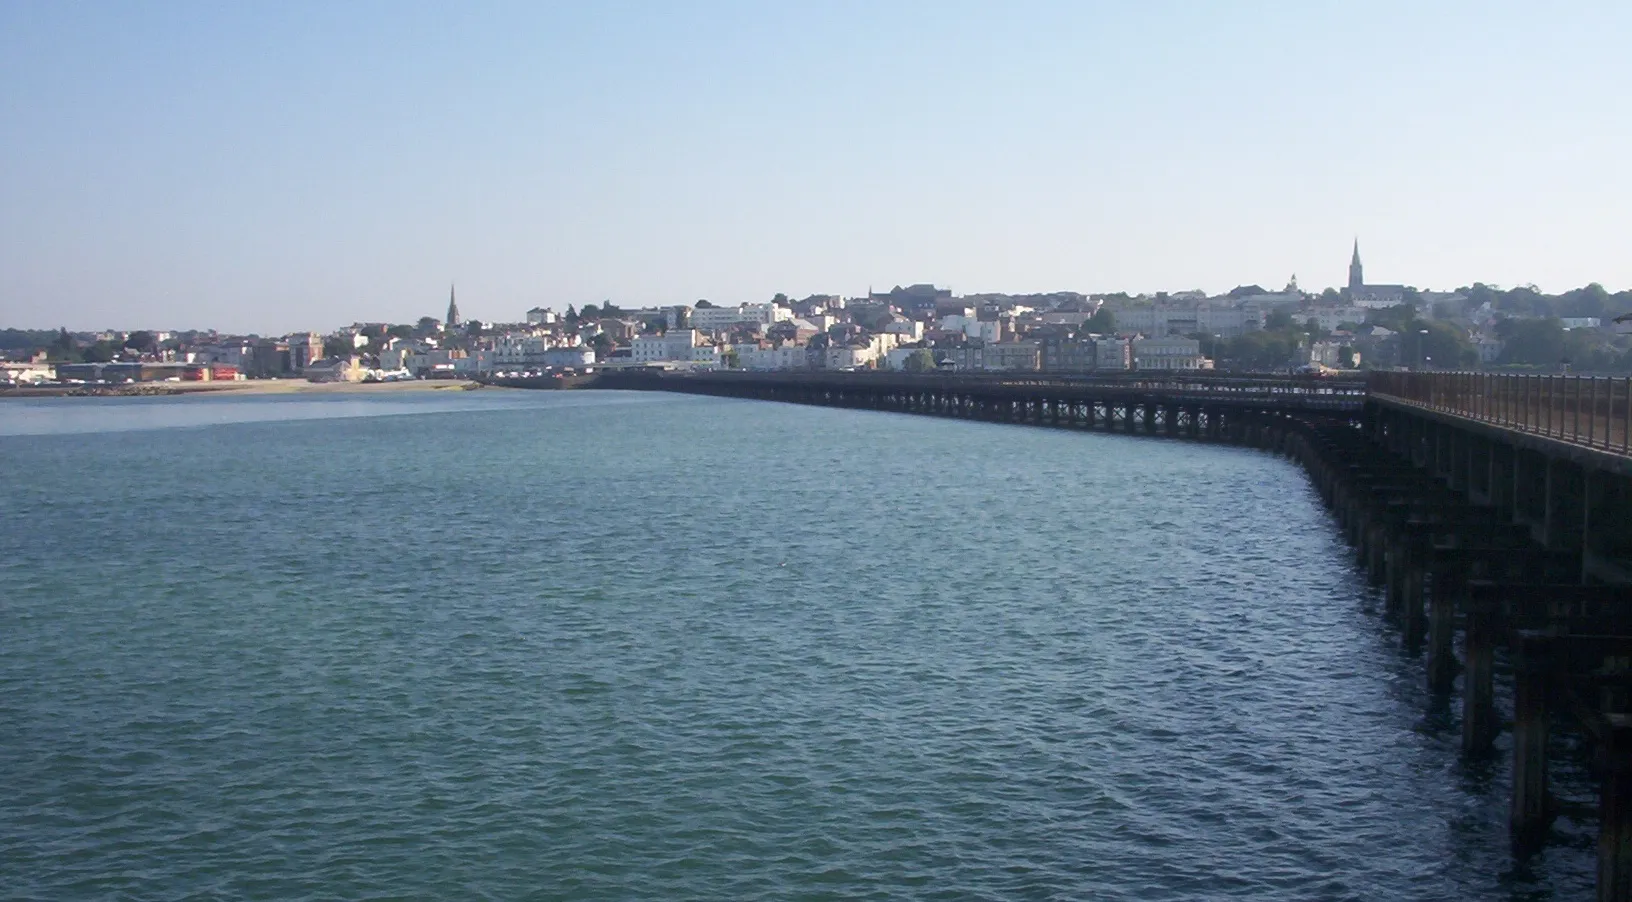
[5,244,1632,387]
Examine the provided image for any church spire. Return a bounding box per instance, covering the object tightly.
[1348,239,1364,292]
[446,283,461,328]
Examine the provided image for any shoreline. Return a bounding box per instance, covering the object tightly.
[0,379,490,399]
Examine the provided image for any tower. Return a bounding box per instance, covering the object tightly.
[1348,240,1364,292]
[446,284,461,328]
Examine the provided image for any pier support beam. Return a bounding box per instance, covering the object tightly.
[1426,572,1458,692]
[1462,589,1498,755]
[1601,716,1632,902]
[1511,632,1554,854]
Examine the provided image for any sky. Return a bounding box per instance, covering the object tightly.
[2,1,1630,334]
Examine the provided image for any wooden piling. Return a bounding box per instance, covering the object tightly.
[1512,631,1554,854]
[1601,715,1632,902]
[1427,570,1458,692]
[1462,586,1498,755]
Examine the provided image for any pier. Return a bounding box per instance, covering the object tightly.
[589,368,1632,899]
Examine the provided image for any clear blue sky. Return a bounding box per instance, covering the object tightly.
[2,1,1629,333]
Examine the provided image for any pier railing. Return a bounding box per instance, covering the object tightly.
[1370,372,1632,455]
[658,370,1369,411]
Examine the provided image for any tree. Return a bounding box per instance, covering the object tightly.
[48,328,78,362]
[591,333,614,354]
[1265,309,1296,331]
[1304,318,1329,339]
[767,321,797,346]
[903,348,937,372]
[416,316,440,334]
[1496,317,1567,366]
[1558,283,1611,319]
[580,304,601,320]
[82,340,120,363]
[1319,287,1342,303]
[1365,304,1417,334]
[564,305,578,324]
[646,317,667,335]
[1419,320,1475,368]
[124,330,156,353]
[1228,285,1268,299]
[1084,308,1115,334]
[722,350,741,369]
[387,324,414,339]
[1338,345,1358,369]
[695,299,715,308]
[771,293,789,305]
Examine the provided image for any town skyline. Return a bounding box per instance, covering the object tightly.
[5,259,1630,337]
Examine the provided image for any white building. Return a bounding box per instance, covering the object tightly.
[1,362,53,385]
[690,344,721,368]
[689,303,793,332]
[882,317,925,341]
[825,345,871,370]
[526,307,557,325]
[1306,340,1349,368]
[631,329,702,363]
[736,344,810,370]
[1132,337,1205,370]
[936,315,1003,342]
[544,347,595,368]
[489,334,551,368]
[1304,306,1369,332]
[1113,303,1261,339]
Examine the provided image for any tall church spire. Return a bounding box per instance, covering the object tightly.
[446,283,461,328]
[1348,239,1364,292]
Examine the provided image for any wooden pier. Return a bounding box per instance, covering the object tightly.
[592,368,1632,898]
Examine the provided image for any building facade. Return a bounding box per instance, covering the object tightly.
[1132,337,1205,370]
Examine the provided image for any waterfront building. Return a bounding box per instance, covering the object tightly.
[736,343,810,370]
[1039,333,1100,373]
[2,361,54,384]
[251,340,290,378]
[544,347,594,368]
[1132,337,1206,371]
[287,333,324,373]
[304,357,365,383]
[1095,337,1133,371]
[631,329,703,363]
[983,340,1040,372]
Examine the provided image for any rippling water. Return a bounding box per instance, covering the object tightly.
[0,390,1595,899]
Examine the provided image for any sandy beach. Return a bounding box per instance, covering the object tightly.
[1,379,490,399]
